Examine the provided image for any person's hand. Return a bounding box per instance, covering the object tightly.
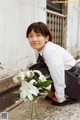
[48,89,55,99]
[52,95,58,101]
[48,89,58,102]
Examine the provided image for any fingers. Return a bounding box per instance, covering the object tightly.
[52,96,58,101]
[48,89,55,99]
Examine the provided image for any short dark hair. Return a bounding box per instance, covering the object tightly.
[26,22,52,41]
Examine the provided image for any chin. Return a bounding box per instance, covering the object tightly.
[32,46,39,50]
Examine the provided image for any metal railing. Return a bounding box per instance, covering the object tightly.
[46,9,67,48]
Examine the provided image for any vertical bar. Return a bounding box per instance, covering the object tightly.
[46,10,66,47]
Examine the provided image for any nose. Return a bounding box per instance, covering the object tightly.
[33,36,37,41]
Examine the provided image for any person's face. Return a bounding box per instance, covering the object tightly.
[28,30,49,52]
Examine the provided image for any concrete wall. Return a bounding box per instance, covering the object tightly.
[0,0,46,78]
[66,0,80,57]
[77,0,80,57]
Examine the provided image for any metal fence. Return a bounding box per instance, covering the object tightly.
[46,9,67,48]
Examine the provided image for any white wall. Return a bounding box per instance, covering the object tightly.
[77,0,80,57]
[66,0,80,57]
[0,0,46,78]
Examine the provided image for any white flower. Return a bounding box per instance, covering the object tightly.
[45,85,51,90]
[20,88,29,101]
[20,80,39,101]
[13,69,52,101]
[25,70,34,78]
[13,75,19,83]
[39,75,47,82]
[33,70,42,76]
[19,71,25,81]
[33,70,47,82]
[29,79,37,84]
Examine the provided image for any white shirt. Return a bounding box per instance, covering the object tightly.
[36,41,76,102]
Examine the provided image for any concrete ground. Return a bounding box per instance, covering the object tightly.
[8,96,80,120]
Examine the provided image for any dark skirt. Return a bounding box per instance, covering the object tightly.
[29,62,80,100]
[65,63,80,100]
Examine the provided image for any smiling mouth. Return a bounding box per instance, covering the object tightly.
[32,42,39,45]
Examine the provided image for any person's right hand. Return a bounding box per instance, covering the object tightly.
[48,89,55,99]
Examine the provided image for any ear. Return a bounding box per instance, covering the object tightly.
[45,35,49,42]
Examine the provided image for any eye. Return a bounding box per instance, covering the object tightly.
[28,35,33,38]
[37,34,42,36]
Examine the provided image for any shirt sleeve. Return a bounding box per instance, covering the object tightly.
[43,49,66,102]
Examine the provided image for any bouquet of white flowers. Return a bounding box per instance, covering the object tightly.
[13,70,52,101]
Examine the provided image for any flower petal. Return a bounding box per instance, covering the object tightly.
[25,70,34,77]
[19,71,25,80]
[27,93,34,101]
[13,75,19,83]
[20,91,27,100]
[21,81,39,99]
[29,86,39,96]
[33,70,42,76]
[44,85,51,90]
[39,75,47,82]
[29,79,36,85]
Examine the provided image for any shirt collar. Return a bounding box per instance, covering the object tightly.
[35,48,43,56]
[39,48,43,56]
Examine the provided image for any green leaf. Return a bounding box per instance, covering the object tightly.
[34,80,52,88]
[32,75,38,81]
[39,88,48,93]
